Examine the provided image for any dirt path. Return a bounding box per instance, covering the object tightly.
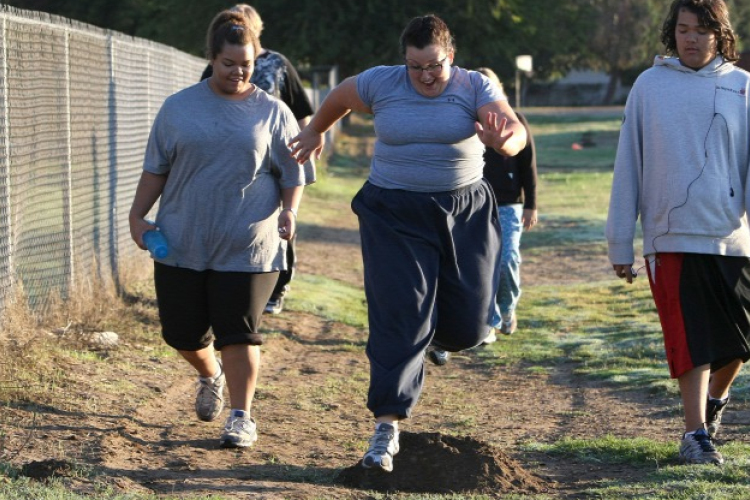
[7,159,747,498]
[4,225,703,500]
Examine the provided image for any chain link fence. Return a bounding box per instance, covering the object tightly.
[0,6,206,311]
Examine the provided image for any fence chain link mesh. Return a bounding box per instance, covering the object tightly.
[0,6,206,311]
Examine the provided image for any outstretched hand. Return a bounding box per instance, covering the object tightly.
[475,111,515,155]
[289,126,325,164]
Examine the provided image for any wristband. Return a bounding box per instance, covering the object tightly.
[282,207,298,217]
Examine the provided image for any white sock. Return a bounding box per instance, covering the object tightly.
[708,393,728,403]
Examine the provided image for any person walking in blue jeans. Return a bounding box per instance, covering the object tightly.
[479,67,537,338]
[427,67,536,366]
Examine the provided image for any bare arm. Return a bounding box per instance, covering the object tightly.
[289,76,371,164]
[476,100,528,157]
[296,116,310,130]
[129,171,168,249]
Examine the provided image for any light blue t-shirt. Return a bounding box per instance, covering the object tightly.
[357,65,506,192]
[143,80,315,272]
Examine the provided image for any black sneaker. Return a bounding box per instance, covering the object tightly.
[678,428,723,465]
[426,346,449,366]
[264,297,284,315]
[706,396,729,438]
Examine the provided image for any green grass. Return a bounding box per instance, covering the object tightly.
[522,437,750,499]
[0,476,226,500]
[528,113,622,171]
[286,274,368,329]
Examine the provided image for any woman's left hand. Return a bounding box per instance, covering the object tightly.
[522,209,538,230]
[475,111,515,154]
[277,209,296,240]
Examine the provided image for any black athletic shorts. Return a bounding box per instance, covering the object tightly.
[153,262,278,350]
[647,253,750,378]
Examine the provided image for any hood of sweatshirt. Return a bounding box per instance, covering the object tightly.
[652,54,735,78]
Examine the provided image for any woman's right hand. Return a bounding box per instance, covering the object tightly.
[129,217,157,250]
[612,264,636,284]
[289,125,325,164]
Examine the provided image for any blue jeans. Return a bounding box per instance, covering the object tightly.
[491,204,523,327]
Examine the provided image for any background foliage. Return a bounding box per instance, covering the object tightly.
[6,0,750,101]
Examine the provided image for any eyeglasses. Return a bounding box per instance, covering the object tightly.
[405,57,448,74]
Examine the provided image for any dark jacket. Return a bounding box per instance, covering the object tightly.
[482,112,537,209]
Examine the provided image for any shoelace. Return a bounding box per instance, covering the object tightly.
[196,376,222,403]
[225,416,253,433]
[692,432,717,452]
[368,430,395,454]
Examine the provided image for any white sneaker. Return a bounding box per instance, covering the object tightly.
[362,423,400,472]
[482,328,498,345]
[195,360,225,422]
[264,297,284,314]
[220,410,258,449]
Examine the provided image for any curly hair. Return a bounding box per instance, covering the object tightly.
[660,0,738,62]
[205,10,262,61]
[399,14,455,56]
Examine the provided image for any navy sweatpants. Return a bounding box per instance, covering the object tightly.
[351,180,501,418]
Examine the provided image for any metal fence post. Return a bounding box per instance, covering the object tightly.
[0,15,12,307]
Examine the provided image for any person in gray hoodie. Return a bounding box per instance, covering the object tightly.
[606,0,750,466]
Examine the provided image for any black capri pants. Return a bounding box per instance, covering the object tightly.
[154,262,278,350]
[352,180,501,418]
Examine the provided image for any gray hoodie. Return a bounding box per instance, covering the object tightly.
[606,55,750,265]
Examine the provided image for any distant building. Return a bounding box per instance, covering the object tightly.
[524,69,630,107]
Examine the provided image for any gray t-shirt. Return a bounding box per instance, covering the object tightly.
[357,65,506,192]
[143,80,315,272]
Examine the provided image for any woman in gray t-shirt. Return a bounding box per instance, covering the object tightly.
[128,10,314,450]
[290,14,526,472]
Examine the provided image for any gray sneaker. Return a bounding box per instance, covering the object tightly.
[678,428,723,465]
[362,423,400,472]
[195,361,225,422]
[706,396,729,438]
[220,410,258,449]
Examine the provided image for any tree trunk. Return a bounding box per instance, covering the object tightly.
[603,68,621,105]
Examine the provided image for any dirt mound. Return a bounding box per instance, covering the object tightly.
[336,431,548,495]
[20,459,76,481]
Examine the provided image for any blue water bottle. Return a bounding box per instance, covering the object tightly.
[142,228,169,259]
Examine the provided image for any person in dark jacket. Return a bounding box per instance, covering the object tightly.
[478,67,537,338]
[426,66,536,366]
